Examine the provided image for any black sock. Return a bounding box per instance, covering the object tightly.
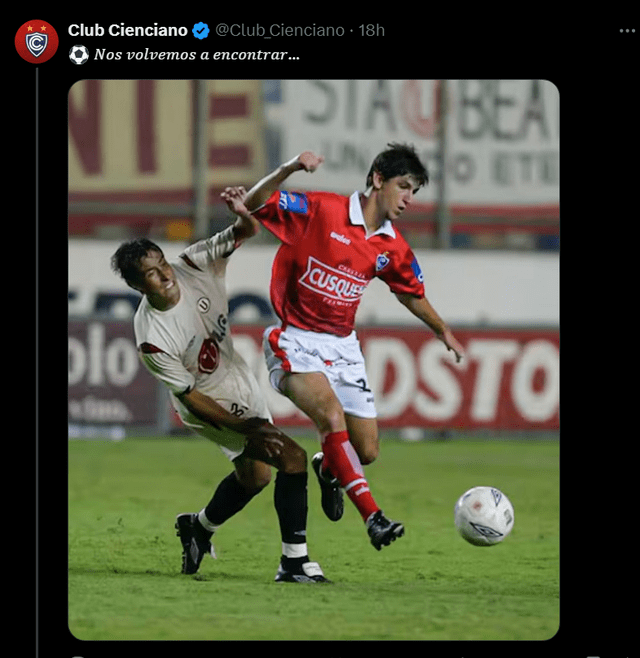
[203,471,259,526]
[274,471,309,548]
[281,555,309,569]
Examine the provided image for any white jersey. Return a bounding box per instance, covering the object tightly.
[134,226,271,459]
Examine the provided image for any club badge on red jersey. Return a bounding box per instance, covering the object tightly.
[375,252,390,272]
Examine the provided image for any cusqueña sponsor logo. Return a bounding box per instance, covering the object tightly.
[298,257,368,302]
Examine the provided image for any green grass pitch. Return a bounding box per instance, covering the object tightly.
[68,435,559,641]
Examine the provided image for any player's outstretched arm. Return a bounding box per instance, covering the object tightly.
[396,293,465,363]
[243,151,324,211]
[220,186,259,243]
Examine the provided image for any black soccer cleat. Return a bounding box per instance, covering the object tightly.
[366,510,405,551]
[175,513,215,574]
[274,559,332,583]
[311,452,344,522]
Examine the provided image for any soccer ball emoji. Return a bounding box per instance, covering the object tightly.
[69,45,90,65]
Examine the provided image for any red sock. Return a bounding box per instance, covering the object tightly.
[321,430,379,522]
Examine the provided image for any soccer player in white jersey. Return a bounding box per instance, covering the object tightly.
[110,187,329,583]
[232,144,465,551]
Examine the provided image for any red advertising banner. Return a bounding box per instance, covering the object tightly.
[233,326,559,431]
[68,319,558,431]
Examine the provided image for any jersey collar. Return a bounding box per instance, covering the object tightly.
[349,192,396,239]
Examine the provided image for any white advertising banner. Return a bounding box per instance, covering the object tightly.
[281,79,559,209]
[69,241,559,326]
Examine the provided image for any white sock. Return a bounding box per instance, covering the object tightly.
[198,509,221,534]
[282,542,308,559]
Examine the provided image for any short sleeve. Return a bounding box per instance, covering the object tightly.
[377,247,425,298]
[252,190,312,245]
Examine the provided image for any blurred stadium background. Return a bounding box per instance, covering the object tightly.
[68,79,559,440]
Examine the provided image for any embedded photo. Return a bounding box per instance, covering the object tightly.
[67,77,560,642]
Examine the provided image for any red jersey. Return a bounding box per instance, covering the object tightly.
[253,189,425,337]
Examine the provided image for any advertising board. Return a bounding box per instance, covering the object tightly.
[282,79,559,211]
[233,325,560,431]
[68,318,558,432]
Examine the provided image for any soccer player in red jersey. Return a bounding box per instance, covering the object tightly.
[227,143,465,550]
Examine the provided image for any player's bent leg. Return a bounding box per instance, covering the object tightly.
[281,374,379,524]
[279,372,349,522]
[241,427,307,474]
[280,371,347,434]
[241,428,330,583]
[345,414,380,465]
[342,415,404,549]
[236,427,329,582]
[233,454,273,490]
[279,372,402,549]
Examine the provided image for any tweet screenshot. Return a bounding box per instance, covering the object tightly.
[20,16,634,658]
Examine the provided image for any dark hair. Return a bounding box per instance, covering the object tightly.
[366,142,429,189]
[111,238,163,286]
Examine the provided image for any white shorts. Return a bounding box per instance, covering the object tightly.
[263,324,377,419]
[171,355,273,462]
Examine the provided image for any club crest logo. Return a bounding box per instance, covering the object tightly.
[26,31,48,58]
[375,252,390,272]
[15,20,59,64]
[197,297,211,313]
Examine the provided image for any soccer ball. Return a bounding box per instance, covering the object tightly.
[69,45,90,65]
[454,486,514,546]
